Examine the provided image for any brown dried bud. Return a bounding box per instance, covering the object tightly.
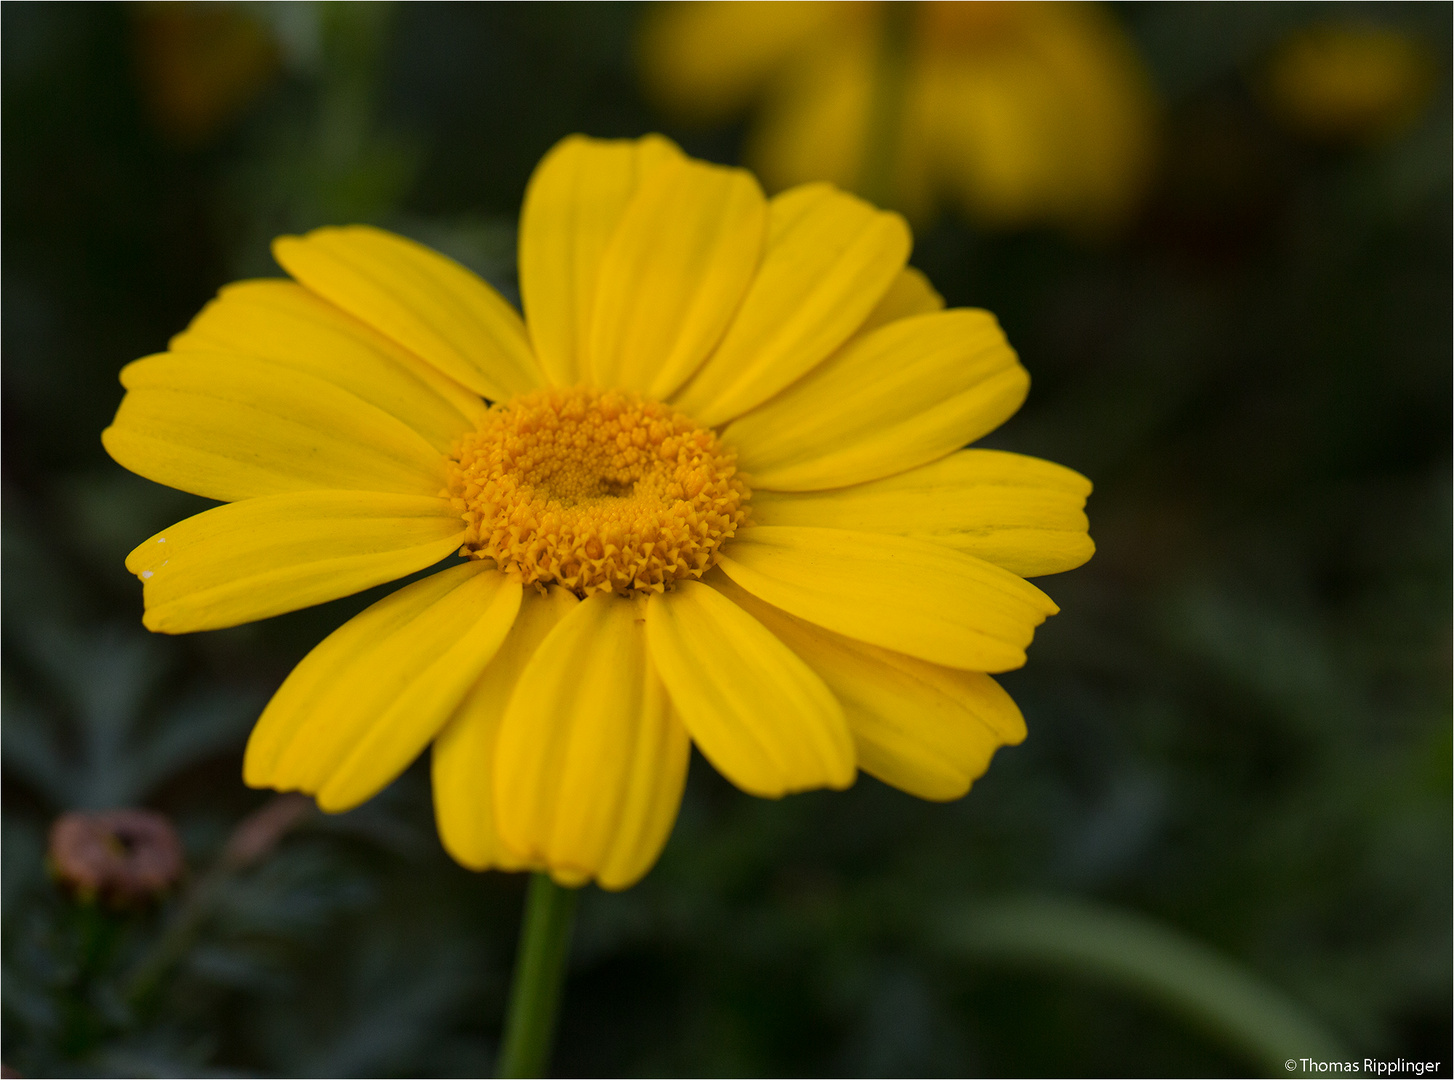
[48,809,184,906]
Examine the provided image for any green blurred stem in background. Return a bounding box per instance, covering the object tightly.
[941,897,1347,1075]
[858,2,914,209]
[124,795,315,1011]
[497,873,579,1078]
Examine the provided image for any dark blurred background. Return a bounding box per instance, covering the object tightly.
[3,3,1449,1076]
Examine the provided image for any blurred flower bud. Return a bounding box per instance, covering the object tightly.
[131,2,280,147]
[1264,23,1434,146]
[48,809,184,906]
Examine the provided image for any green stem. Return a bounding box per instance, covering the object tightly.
[122,877,217,1008]
[858,2,915,209]
[123,795,314,1012]
[496,873,579,1079]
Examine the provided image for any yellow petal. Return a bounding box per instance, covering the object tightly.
[587,154,768,398]
[518,134,683,386]
[431,586,579,873]
[751,449,1094,577]
[102,352,448,502]
[1031,5,1155,231]
[640,1,840,123]
[925,5,1154,232]
[748,26,873,196]
[645,580,854,798]
[172,279,485,452]
[244,563,522,812]
[126,491,465,634]
[924,54,1066,228]
[596,671,693,891]
[853,265,944,338]
[671,182,910,426]
[493,594,689,890]
[724,308,1028,491]
[717,525,1057,672]
[714,572,1025,800]
[272,225,542,401]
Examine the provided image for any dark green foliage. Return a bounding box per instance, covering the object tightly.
[3,3,1448,1076]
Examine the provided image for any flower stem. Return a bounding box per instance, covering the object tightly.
[858,2,915,210]
[496,872,579,1078]
[124,794,313,1012]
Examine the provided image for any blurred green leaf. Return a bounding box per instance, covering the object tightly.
[940,896,1346,1072]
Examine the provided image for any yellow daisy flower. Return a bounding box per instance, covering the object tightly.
[102,134,1092,891]
[639,1,1156,231]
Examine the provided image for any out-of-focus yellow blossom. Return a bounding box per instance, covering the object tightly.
[1264,23,1434,146]
[132,2,279,147]
[640,1,1157,232]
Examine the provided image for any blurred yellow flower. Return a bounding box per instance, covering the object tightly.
[1264,23,1434,146]
[132,2,278,146]
[640,1,1156,232]
[103,135,1091,890]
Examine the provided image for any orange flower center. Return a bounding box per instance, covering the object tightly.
[446,387,750,597]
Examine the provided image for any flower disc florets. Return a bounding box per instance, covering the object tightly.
[446,387,750,596]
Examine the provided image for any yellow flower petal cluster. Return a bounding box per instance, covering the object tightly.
[639,0,1156,231]
[103,134,1093,891]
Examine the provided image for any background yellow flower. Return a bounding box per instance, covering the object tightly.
[1263,22,1435,146]
[640,0,1158,231]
